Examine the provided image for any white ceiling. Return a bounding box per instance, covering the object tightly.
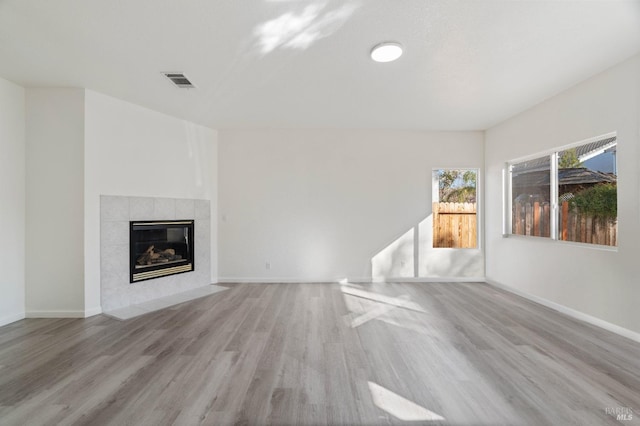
[1,0,639,130]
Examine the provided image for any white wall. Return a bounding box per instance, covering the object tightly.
[218,129,484,282]
[26,88,85,316]
[84,90,218,312]
[0,77,26,326]
[485,54,640,335]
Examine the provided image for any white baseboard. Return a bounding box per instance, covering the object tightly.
[84,306,103,317]
[486,279,640,344]
[0,311,26,327]
[217,276,486,284]
[373,277,486,283]
[218,277,342,283]
[3,309,101,323]
[26,310,86,318]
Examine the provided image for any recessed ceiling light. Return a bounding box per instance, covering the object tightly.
[370,42,403,63]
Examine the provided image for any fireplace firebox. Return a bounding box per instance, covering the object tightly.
[130,220,194,283]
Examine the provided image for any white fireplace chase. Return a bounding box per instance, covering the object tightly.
[100,196,211,312]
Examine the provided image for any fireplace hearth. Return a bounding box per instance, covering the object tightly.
[130,220,194,283]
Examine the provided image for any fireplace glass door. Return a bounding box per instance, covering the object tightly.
[130,220,194,283]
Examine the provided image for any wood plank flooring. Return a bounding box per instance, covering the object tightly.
[0,282,639,425]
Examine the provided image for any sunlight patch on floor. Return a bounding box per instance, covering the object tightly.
[368,381,445,422]
[338,282,429,331]
[349,299,399,328]
[340,286,425,313]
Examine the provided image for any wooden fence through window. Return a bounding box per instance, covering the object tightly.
[433,202,477,248]
[512,201,551,237]
[512,200,617,246]
[559,201,617,246]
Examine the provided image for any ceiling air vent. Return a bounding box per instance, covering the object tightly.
[163,73,195,88]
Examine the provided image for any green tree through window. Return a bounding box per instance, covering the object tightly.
[437,170,476,203]
[558,148,582,168]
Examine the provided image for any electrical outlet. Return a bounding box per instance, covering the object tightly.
[265,262,271,270]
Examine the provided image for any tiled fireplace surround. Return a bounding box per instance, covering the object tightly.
[100,195,211,311]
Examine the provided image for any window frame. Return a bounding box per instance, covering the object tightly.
[432,168,481,249]
[504,132,617,249]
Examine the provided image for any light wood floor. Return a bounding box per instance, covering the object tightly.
[0,282,639,425]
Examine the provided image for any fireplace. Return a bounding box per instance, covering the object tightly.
[130,220,194,283]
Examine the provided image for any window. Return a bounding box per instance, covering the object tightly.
[507,134,617,247]
[511,156,551,237]
[433,169,478,248]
